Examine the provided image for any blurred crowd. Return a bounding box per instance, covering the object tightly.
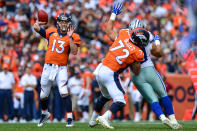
[0,0,196,122]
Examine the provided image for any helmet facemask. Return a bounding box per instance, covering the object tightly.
[57,20,72,32]
[57,13,72,33]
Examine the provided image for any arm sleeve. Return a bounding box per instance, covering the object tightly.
[38,28,46,38]
[72,33,81,47]
[131,49,144,62]
[44,27,56,39]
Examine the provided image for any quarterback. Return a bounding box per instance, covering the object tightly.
[34,13,80,127]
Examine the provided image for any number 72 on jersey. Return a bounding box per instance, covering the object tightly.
[110,40,131,65]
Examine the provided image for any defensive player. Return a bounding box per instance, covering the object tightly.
[89,2,149,129]
[33,13,80,127]
[129,19,182,129]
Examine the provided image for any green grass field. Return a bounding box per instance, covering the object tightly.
[0,121,196,131]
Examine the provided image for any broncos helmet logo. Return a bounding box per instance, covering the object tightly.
[130,28,150,49]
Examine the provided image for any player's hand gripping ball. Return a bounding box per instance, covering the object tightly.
[38,10,48,23]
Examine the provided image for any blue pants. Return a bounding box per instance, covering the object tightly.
[53,87,65,121]
[35,96,41,119]
[35,78,41,119]
[24,91,34,121]
[0,89,14,120]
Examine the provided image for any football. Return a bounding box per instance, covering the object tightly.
[38,10,48,23]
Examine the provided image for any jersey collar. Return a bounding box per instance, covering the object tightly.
[57,29,67,37]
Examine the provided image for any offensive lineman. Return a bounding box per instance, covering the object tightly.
[89,2,150,129]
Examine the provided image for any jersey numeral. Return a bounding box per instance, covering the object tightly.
[110,40,129,64]
[51,39,65,53]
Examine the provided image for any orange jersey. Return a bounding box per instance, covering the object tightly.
[14,73,24,93]
[102,29,144,73]
[2,54,11,65]
[40,27,81,66]
[82,72,94,89]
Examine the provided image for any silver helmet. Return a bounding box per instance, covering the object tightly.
[129,18,147,30]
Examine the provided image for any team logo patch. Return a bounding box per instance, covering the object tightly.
[54,33,58,36]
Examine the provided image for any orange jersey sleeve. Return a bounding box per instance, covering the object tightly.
[129,48,144,62]
[82,72,93,89]
[45,27,57,39]
[14,73,24,93]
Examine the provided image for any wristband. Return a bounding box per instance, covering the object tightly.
[110,13,116,21]
[155,40,160,45]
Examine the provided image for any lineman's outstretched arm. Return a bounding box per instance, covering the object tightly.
[106,1,123,42]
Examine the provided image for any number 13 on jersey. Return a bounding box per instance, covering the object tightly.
[51,39,65,53]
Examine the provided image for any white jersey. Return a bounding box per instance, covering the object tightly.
[68,76,83,95]
[20,73,37,91]
[141,32,154,68]
[0,71,15,89]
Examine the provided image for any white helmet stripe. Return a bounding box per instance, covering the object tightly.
[135,19,139,29]
[129,18,147,30]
